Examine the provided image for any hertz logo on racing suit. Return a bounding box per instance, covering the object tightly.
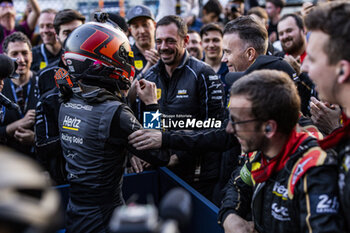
[63,115,81,131]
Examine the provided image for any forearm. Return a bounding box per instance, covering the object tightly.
[27,0,40,30]
[162,127,237,151]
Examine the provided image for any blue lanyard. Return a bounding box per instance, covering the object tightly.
[10,80,31,117]
[40,43,49,65]
[0,106,4,123]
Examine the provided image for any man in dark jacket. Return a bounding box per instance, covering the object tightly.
[0,32,39,157]
[59,22,169,233]
[34,9,85,184]
[303,1,350,230]
[218,70,343,233]
[142,15,225,200]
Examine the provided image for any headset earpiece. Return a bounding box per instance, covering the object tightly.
[265,125,272,133]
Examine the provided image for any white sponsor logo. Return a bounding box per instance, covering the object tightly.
[176,89,189,98]
[212,90,223,94]
[316,195,338,213]
[209,82,221,89]
[63,115,81,130]
[209,75,219,81]
[64,103,93,111]
[177,89,187,95]
[272,182,288,200]
[61,133,83,144]
[292,157,313,185]
[271,203,291,221]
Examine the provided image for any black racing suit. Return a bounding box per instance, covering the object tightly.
[218,134,344,233]
[142,51,225,199]
[59,83,169,233]
[335,136,350,231]
[319,118,350,231]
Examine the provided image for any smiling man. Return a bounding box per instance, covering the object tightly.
[222,15,268,72]
[31,9,61,72]
[143,15,225,200]
[187,29,203,60]
[277,13,307,63]
[127,5,159,77]
[219,69,343,233]
[0,32,39,157]
[200,23,229,105]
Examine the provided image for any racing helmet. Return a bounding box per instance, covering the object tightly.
[64,22,135,90]
[0,147,62,233]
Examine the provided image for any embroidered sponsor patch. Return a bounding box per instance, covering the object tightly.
[134,60,144,70]
[272,182,288,200]
[208,75,219,81]
[288,147,326,198]
[310,194,339,214]
[343,154,350,172]
[157,88,161,100]
[271,203,291,221]
[62,115,81,131]
[39,61,47,69]
[176,89,189,98]
[240,163,253,186]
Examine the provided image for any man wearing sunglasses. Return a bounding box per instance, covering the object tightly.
[0,0,40,53]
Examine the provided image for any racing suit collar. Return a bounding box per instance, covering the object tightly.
[79,82,121,104]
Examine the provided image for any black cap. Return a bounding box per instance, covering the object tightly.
[225,55,297,86]
[126,5,154,24]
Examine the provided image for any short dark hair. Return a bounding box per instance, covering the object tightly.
[266,0,285,9]
[279,13,304,31]
[53,9,86,35]
[2,32,32,54]
[223,16,268,56]
[200,23,223,38]
[230,69,300,135]
[203,0,223,18]
[156,15,187,38]
[305,1,350,65]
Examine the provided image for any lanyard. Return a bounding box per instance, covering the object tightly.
[10,80,31,117]
[0,106,4,123]
[40,43,49,65]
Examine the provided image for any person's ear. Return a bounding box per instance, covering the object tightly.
[246,47,256,62]
[183,35,190,48]
[263,120,277,138]
[337,60,350,83]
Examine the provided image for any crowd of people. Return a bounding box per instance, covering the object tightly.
[0,0,349,232]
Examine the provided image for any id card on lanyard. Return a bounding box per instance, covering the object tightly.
[10,80,31,118]
[40,44,49,69]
